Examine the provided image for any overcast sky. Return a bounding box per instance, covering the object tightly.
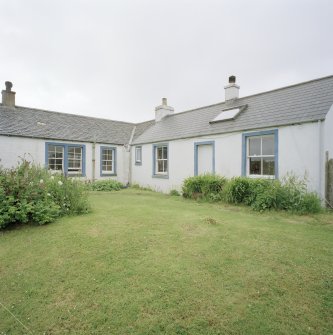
[1,0,332,123]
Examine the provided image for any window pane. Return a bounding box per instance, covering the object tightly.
[163,146,168,159]
[157,160,164,172]
[56,146,63,153]
[104,149,112,160]
[48,142,64,171]
[249,137,261,156]
[262,136,274,155]
[136,147,142,162]
[157,147,163,159]
[164,160,168,173]
[249,157,261,175]
[263,157,275,175]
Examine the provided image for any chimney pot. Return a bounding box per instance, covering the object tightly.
[5,81,13,92]
[229,76,236,84]
[162,97,167,106]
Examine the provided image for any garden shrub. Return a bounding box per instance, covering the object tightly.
[182,174,227,201]
[169,189,180,196]
[277,175,322,213]
[88,179,123,191]
[182,173,322,214]
[248,179,282,211]
[223,177,280,210]
[297,192,322,214]
[223,177,252,204]
[0,160,89,229]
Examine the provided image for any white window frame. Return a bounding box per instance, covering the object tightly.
[247,134,275,178]
[101,146,116,176]
[47,145,64,172]
[153,144,168,178]
[67,146,83,175]
[135,146,142,165]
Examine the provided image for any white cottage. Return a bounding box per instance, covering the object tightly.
[1,76,333,202]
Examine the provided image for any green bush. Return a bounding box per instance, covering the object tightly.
[223,177,280,210]
[182,173,322,214]
[169,189,180,196]
[0,160,89,229]
[182,174,227,201]
[88,179,123,191]
[223,177,252,204]
[277,175,322,213]
[297,192,322,214]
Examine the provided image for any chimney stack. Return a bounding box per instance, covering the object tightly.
[155,97,174,122]
[224,75,239,101]
[1,81,16,107]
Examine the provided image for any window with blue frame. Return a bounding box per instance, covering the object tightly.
[46,142,86,176]
[152,143,168,177]
[135,146,142,165]
[100,146,116,176]
[242,130,278,178]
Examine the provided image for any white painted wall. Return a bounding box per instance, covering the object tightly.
[279,122,323,194]
[131,132,242,193]
[0,136,128,184]
[324,104,333,159]
[323,104,333,199]
[1,118,328,195]
[0,136,46,168]
[132,122,323,194]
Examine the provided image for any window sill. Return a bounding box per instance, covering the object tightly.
[67,173,84,177]
[152,174,169,179]
[135,161,142,166]
[248,174,276,179]
[100,173,117,177]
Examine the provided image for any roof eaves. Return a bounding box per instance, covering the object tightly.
[131,118,326,146]
[0,133,127,145]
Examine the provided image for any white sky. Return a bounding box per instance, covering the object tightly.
[1,0,332,123]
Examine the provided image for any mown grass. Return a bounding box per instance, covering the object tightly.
[0,189,332,334]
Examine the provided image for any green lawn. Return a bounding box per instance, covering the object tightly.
[1,189,333,335]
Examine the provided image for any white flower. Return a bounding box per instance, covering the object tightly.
[50,176,55,180]
[29,182,33,186]
[40,179,44,184]
[47,193,51,197]
[58,181,63,186]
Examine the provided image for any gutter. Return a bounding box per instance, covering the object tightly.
[127,126,136,185]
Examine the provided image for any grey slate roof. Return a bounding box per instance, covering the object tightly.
[0,106,139,145]
[132,75,333,145]
[1,75,333,146]
[132,119,155,141]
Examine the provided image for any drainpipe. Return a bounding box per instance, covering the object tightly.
[92,142,96,181]
[127,126,137,186]
[318,120,324,199]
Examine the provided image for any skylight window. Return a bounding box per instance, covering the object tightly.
[211,108,241,123]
